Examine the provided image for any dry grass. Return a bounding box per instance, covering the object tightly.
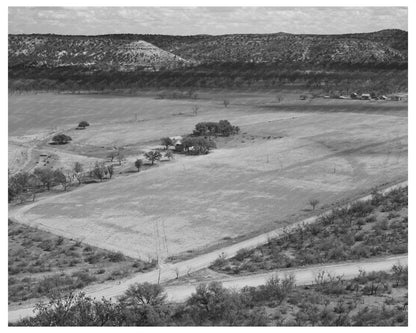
[9,93,407,261]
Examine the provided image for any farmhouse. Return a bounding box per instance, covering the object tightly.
[361,94,371,100]
[170,136,184,151]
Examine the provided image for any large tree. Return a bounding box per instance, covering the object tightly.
[160,137,173,150]
[51,134,72,145]
[144,151,162,165]
[33,168,55,190]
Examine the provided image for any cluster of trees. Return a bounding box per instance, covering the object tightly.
[8,161,116,203]
[8,168,70,203]
[181,137,217,155]
[193,120,240,137]
[13,266,408,326]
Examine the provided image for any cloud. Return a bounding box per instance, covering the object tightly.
[8,7,408,35]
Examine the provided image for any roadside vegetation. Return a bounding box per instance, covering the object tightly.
[211,187,407,275]
[12,265,407,326]
[8,220,156,304]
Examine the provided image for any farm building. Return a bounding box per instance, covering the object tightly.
[170,136,184,151]
[350,92,359,99]
[361,94,371,100]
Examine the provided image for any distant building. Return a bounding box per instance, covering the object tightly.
[361,94,371,100]
[350,93,358,99]
[170,136,183,151]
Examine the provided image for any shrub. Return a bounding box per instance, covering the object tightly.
[78,121,89,128]
[107,251,125,262]
[51,134,72,145]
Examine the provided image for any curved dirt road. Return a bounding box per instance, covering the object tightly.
[8,181,407,322]
[8,255,407,322]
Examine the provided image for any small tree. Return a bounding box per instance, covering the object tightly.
[309,199,320,211]
[192,105,200,116]
[107,165,114,179]
[144,151,162,165]
[78,121,90,128]
[51,134,72,145]
[92,162,106,181]
[116,151,125,166]
[160,137,173,150]
[134,159,143,172]
[119,282,167,307]
[223,99,230,108]
[164,150,174,160]
[73,162,84,185]
[107,151,118,162]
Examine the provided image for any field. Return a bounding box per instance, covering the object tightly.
[8,91,408,261]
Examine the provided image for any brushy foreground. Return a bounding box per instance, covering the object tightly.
[12,265,407,326]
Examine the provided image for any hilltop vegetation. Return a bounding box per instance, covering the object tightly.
[8,29,408,93]
[9,29,407,69]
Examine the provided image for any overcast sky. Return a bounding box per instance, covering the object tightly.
[8,7,408,35]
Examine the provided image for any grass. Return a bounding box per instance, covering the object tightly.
[8,220,156,304]
[210,187,407,274]
[9,93,407,260]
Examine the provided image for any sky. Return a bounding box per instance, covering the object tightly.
[8,7,408,35]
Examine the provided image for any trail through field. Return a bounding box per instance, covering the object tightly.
[8,181,407,322]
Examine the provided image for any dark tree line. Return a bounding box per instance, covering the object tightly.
[8,63,407,94]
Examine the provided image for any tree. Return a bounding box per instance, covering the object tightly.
[51,134,72,145]
[309,199,320,211]
[73,162,83,185]
[107,165,114,179]
[223,99,230,108]
[91,162,106,181]
[119,283,167,307]
[116,151,125,166]
[78,121,90,128]
[33,168,55,190]
[192,105,200,116]
[53,169,70,191]
[134,159,143,172]
[107,151,118,162]
[160,137,173,150]
[164,150,174,160]
[144,151,162,165]
[8,172,30,202]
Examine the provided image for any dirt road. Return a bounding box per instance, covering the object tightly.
[8,181,407,323]
[8,254,407,322]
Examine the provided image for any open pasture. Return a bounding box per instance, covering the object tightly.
[10,92,408,260]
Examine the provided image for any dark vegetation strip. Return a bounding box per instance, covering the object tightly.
[8,65,407,95]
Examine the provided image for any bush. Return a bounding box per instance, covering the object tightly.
[51,134,72,145]
[78,121,90,128]
[107,251,125,262]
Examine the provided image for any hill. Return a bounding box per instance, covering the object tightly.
[8,35,192,71]
[9,29,407,70]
